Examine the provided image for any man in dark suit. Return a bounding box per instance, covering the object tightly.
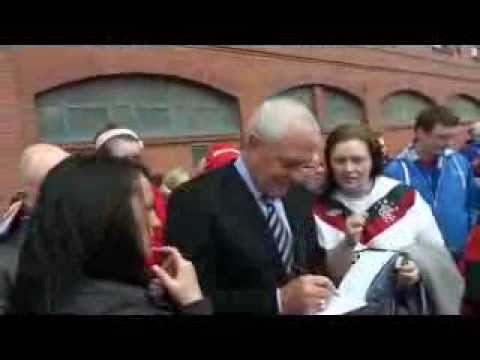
[166,98,335,314]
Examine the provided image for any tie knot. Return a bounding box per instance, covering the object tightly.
[261,195,275,207]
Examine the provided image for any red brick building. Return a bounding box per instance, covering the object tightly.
[1,46,480,206]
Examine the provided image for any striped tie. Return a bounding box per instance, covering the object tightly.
[263,199,294,273]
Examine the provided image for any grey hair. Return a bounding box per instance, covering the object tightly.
[250,97,319,143]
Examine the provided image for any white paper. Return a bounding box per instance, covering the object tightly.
[317,293,366,315]
[315,250,396,315]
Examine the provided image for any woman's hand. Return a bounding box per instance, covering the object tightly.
[396,259,420,287]
[151,246,203,307]
[345,213,367,246]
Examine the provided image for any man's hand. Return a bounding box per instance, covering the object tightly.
[280,275,336,314]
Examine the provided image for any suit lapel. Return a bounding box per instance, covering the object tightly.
[221,165,286,281]
[284,187,317,271]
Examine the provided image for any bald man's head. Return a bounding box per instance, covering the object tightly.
[19,143,70,209]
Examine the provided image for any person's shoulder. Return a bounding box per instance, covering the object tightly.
[168,165,237,210]
[57,279,163,315]
[372,176,413,201]
[176,164,235,194]
[447,150,471,168]
[377,175,403,188]
[384,156,403,166]
[383,158,404,177]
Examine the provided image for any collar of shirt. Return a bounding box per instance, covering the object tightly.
[402,144,455,170]
[234,153,264,204]
[234,155,292,237]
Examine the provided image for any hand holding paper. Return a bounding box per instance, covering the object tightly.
[315,250,397,315]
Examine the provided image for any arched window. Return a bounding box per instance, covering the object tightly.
[446,95,480,123]
[274,85,364,132]
[274,86,315,113]
[382,91,434,126]
[322,87,363,132]
[35,75,241,144]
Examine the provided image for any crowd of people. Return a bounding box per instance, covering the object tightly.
[0,97,479,315]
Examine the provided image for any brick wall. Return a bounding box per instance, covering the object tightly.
[1,46,480,207]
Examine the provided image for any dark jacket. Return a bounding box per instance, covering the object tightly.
[165,163,326,314]
[48,278,212,315]
[0,218,30,315]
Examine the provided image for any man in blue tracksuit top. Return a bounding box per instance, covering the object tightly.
[384,105,479,262]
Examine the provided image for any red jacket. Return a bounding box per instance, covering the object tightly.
[460,224,480,315]
[145,185,167,267]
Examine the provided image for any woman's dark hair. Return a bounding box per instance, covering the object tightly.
[9,154,150,314]
[323,123,383,194]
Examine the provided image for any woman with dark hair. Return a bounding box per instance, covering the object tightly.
[313,124,463,314]
[8,155,210,314]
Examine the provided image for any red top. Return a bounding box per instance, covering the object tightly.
[145,184,167,267]
[458,224,480,315]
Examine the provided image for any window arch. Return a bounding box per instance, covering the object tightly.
[446,95,480,123]
[322,87,363,132]
[273,86,315,113]
[382,91,434,126]
[35,74,241,144]
[274,85,364,132]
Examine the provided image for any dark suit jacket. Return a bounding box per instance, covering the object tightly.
[165,163,326,314]
[0,219,29,315]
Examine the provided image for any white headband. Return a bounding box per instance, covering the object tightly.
[95,128,144,150]
[211,148,240,158]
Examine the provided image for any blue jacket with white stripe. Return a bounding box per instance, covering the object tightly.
[384,144,479,258]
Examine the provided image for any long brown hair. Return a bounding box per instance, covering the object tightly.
[323,124,383,194]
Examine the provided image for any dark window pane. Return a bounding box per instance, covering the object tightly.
[135,107,170,137]
[323,89,363,131]
[275,86,315,113]
[36,106,66,142]
[383,92,432,126]
[35,75,240,143]
[111,105,143,133]
[66,107,109,142]
[446,96,480,122]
